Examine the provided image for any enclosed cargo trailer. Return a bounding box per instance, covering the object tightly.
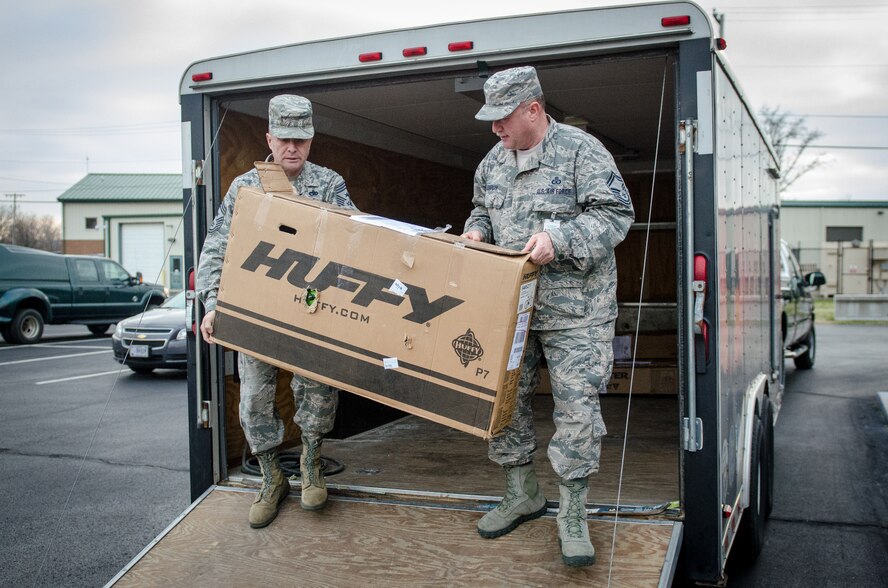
[110,3,783,585]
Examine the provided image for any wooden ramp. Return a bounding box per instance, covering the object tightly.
[111,487,680,588]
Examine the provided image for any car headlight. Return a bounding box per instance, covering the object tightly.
[176,328,188,340]
[114,323,124,338]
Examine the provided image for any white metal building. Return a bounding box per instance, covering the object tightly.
[58,174,185,292]
[780,200,888,295]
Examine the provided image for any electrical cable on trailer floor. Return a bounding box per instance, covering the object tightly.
[33,106,231,587]
[240,445,345,479]
[606,56,670,588]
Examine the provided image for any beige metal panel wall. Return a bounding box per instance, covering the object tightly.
[780,205,888,249]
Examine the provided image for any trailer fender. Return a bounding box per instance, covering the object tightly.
[740,373,769,511]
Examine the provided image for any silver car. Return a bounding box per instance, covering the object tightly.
[111,291,188,374]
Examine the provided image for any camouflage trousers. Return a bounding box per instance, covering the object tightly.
[488,323,614,479]
[238,354,338,454]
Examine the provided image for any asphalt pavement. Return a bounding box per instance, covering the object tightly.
[727,322,888,587]
[0,325,189,588]
[1,323,886,587]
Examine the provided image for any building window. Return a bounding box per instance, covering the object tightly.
[86,217,98,230]
[825,226,863,242]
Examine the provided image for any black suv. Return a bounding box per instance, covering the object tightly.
[780,239,827,369]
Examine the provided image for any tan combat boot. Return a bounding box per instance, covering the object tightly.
[249,449,290,529]
[557,477,596,566]
[477,463,548,538]
[300,436,327,511]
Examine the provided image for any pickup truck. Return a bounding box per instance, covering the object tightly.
[0,243,167,344]
[780,239,827,369]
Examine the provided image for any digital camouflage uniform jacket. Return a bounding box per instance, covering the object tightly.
[197,161,355,311]
[464,117,635,331]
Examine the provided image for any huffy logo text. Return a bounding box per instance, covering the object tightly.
[240,241,464,324]
[452,328,484,368]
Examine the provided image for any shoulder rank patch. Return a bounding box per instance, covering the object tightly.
[607,171,631,205]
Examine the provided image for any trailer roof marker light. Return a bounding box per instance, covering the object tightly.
[661,15,691,27]
[448,41,474,52]
[715,38,727,51]
[359,52,383,63]
[402,46,428,57]
[191,72,213,82]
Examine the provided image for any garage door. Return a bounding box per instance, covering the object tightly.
[121,223,165,285]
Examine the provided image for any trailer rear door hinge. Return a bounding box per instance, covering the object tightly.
[682,417,703,451]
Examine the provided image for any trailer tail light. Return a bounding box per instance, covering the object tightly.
[693,254,709,369]
[402,46,427,57]
[448,41,474,52]
[715,38,727,51]
[359,52,383,63]
[661,15,691,27]
[191,72,212,82]
[187,268,197,335]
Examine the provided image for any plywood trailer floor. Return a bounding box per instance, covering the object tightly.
[250,394,682,509]
[110,395,681,587]
[112,488,680,588]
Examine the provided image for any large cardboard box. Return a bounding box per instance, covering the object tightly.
[212,163,538,439]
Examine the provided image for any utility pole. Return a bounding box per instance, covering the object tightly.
[4,193,25,245]
[713,10,726,38]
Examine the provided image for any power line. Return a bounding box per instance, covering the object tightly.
[793,114,888,119]
[778,144,888,150]
[735,64,887,69]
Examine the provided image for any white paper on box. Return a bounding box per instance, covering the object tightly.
[389,279,408,297]
[507,311,531,370]
[383,357,399,370]
[351,214,435,236]
[518,280,537,314]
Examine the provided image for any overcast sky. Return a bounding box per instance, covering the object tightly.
[2,0,886,222]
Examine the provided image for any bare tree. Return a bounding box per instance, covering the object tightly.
[0,205,61,252]
[759,105,826,193]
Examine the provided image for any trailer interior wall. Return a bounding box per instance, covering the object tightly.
[210,52,683,512]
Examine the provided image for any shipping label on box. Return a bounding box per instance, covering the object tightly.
[212,165,538,439]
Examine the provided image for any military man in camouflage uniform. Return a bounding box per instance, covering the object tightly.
[462,67,634,567]
[197,95,356,528]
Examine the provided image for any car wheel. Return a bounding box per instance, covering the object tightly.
[8,309,44,344]
[793,325,816,369]
[129,366,155,375]
[88,324,111,335]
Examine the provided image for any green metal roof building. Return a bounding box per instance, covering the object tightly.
[59,173,186,291]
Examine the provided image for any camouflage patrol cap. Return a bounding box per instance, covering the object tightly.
[268,95,314,139]
[475,66,543,121]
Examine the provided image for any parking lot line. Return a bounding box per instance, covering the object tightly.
[36,370,123,385]
[0,350,112,366]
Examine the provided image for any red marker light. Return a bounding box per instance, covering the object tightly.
[359,52,383,63]
[716,38,727,51]
[402,46,427,57]
[661,15,691,27]
[448,41,474,52]
[694,254,707,284]
[191,72,212,82]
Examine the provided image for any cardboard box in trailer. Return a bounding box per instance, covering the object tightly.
[212,163,537,439]
[109,3,786,587]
